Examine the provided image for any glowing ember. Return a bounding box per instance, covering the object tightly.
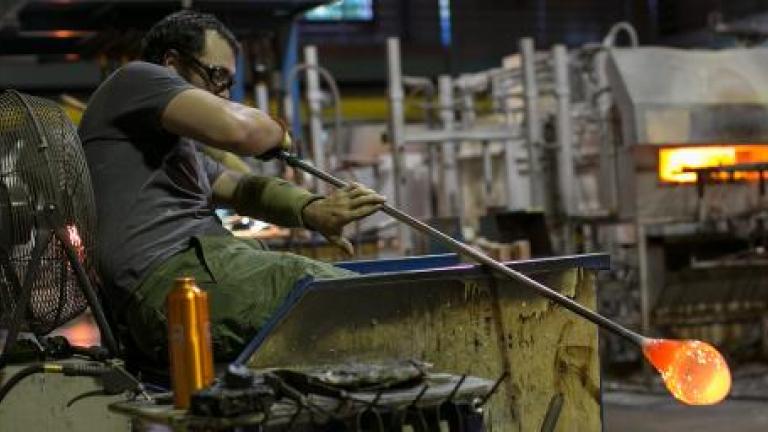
[65,224,85,262]
[642,339,731,405]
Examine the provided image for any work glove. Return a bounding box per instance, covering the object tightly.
[257,115,292,161]
[301,183,387,256]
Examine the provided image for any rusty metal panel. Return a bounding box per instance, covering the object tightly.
[240,254,608,431]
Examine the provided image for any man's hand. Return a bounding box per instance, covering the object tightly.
[256,115,292,161]
[302,183,387,256]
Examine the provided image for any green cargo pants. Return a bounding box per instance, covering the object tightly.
[117,235,354,363]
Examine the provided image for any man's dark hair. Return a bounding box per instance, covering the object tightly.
[140,10,239,64]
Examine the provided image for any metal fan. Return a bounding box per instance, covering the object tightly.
[0,90,117,367]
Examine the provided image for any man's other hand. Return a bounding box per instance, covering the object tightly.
[302,183,386,256]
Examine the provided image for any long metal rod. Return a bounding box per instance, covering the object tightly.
[278,151,645,346]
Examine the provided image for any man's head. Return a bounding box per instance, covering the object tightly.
[141,10,238,98]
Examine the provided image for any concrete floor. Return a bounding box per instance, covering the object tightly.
[603,392,768,432]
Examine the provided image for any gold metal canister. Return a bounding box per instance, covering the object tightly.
[167,276,214,409]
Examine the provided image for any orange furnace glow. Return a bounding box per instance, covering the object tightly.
[658,145,768,183]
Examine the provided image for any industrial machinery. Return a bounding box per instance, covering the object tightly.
[381,23,768,367]
[590,45,768,363]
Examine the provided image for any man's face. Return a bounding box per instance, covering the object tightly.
[175,29,236,99]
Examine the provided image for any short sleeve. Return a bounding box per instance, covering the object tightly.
[107,61,193,136]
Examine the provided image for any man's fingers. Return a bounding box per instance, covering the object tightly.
[342,182,364,192]
[344,182,382,195]
[344,184,375,199]
[349,193,387,208]
[345,204,383,220]
[327,235,354,257]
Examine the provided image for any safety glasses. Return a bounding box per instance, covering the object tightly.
[178,51,235,95]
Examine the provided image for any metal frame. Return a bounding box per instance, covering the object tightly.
[385,36,577,253]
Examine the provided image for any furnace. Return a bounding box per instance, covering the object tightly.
[603,47,768,358]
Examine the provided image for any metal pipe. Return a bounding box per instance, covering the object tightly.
[282,62,344,182]
[404,127,520,143]
[459,84,492,208]
[520,37,543,208]
[494,69,526,210]
[438,75,461,217]
[277,151,645,346]
[420,82,441,219]
[255,82,269,113]
[593,49,619,213]
[553,44,575,215]
[637,222,651,342]
[304,45,325,193]
[553,44,575,253]
[482,140,493,205]
[386,37,411,254]
[460,86,476,127]
[602,22,639,48]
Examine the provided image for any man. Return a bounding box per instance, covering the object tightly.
[79,10,385,363]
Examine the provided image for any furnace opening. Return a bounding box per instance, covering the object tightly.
[658,145,768,183]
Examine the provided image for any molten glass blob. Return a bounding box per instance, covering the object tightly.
[642,339,731,405]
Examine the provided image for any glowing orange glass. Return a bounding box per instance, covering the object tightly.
[658,145,768,183]
[642,339,731,405]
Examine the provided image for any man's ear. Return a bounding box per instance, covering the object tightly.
[162,49,181,70]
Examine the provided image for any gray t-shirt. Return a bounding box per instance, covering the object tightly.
[79,61,229,298]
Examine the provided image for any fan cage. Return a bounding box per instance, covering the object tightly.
[0,90,97,335]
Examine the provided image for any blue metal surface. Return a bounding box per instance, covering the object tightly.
[334,253,460,274]
[230,51,246,102]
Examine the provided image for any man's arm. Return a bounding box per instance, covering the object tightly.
[210,169,242,206]
[200,145,253,174]
[161,88,283,157]
[212,170,319,228]
[213,170,387,256]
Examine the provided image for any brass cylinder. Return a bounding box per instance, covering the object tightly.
[167,276,214,409]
